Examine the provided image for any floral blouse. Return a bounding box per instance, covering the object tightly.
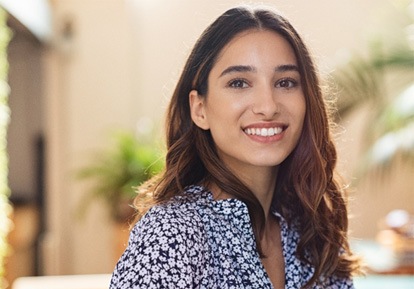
[110,185,354,289]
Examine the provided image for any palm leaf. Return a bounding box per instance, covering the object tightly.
[333,37,414,172]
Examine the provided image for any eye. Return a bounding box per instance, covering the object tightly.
[276,78,298,89]
[228,79,250,89]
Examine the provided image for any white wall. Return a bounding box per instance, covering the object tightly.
[43,0,405,275]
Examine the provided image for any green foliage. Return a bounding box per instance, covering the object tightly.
[77,130,164,222]
[0,8,11,289]
[333,1,414,171]
[335,43,414,118]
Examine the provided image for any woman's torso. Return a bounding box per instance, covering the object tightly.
[109,185,353,289]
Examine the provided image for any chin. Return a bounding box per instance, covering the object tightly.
[249,159,285,168]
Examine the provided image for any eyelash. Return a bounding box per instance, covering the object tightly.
[276,78,298,89]
[227,78,298,89]
[227,78,250,89]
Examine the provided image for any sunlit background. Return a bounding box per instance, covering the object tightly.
[0,0,413,288]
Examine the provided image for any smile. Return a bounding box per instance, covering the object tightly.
[244,127,283,137]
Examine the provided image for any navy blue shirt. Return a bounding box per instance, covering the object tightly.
[110,185,354,289]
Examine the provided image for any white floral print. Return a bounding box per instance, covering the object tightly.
[110,185,354,289]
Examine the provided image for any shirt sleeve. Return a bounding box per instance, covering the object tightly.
[109,205,207,289]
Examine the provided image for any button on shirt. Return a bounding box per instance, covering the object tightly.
[110,185,354,289]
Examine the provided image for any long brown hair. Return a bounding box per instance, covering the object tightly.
[135,5,359,287]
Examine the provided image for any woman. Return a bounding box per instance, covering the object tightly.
[110,5,359,289]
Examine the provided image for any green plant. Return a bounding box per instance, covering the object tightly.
[333,0,414,172]
[0,8,11,289]
[77,130,164,222]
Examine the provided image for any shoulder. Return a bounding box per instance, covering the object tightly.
[110,187,210,288]
[126,195,208,255]
[130,184,212,249]
[138,185,209,229]
[132,196,206,244]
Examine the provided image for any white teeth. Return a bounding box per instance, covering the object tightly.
[244,127,283,136]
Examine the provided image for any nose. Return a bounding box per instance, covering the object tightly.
[252,84,279,118]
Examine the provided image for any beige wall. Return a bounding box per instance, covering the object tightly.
[43,0,134,275]
[41,0,409,275]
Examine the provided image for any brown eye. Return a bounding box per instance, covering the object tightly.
[276,78,297,89]
[228,79,249,89]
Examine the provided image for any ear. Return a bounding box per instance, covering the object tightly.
[189,90,210,130]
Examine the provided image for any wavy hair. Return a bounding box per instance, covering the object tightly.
[135,5,359,287]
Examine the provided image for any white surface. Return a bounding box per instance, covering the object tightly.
[0,0,52,42]
[12,274,112,289]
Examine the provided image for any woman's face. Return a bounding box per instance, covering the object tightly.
[190,29,306,176]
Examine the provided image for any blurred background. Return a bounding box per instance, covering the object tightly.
[0,0,413,288]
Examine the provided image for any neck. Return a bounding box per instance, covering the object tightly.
[208,164,279,218]
[232,165,279,218]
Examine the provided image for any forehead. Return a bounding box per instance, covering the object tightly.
[212,29,297,71]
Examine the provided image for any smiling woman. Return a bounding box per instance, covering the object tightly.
[110,5,360,289]
[190,30,306,182]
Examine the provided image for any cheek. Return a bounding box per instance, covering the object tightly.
[297,95,307,121]
[205,95,247,122]
[291,97,307,137]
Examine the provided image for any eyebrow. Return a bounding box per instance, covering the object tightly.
[219,65,256,77]
[275,64,299,73]
[219,64,299,78]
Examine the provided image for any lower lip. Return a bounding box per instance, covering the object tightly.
[244,130,285,143]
